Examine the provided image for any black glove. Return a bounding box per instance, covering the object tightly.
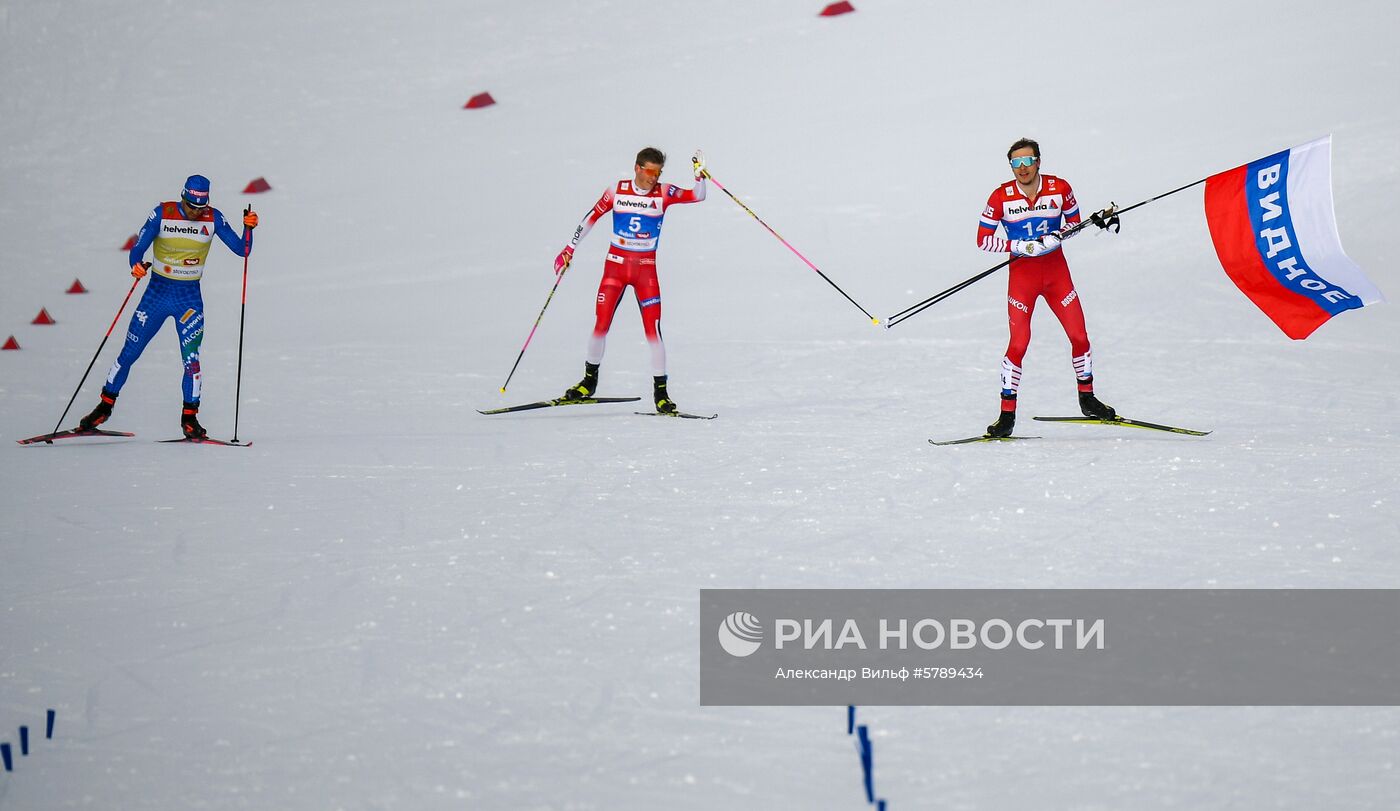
[1090,205,1121,233]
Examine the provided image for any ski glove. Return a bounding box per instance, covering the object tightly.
[554,246,574,276]
[1090,205,1121,233]
[131,261,151,279]
[691,150,707,180]
[1010,238,1059,258]
[243,210,259,229]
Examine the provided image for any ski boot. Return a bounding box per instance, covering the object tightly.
[653,375,678,415]
[181,402,208,439]
[561,362,600,401]
[1078,391,1116,421]
[78,389,119,431]
[986,410,1016,438]
[986,391,1016,437]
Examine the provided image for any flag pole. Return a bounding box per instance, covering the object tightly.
[1112,177,1208,218]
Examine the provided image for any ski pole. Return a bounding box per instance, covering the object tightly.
[884,205,1120,329]
[697,159,880,324]
[231,205,252,445]
[499,264,570,393]
[884,260,1011,328]
[49,273,144,437]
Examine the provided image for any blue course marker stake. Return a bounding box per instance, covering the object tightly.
[858,725,873,803]
[1,742,12,772]
[878,801,887,810]
[19,726,28,755]
[847,705,855,734]
[46,709,55,739]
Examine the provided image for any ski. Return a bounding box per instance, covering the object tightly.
[635,411,718,420]
[16,428,135,445]
[159,437,253,446]
[929,435,1040,446]
[477,396,640,415]
[1032,416,1211,436]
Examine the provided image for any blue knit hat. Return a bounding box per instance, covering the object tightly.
[182,175,211,206]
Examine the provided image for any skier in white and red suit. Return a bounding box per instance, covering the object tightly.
[976,137,1115,437]
[552,147,706,414]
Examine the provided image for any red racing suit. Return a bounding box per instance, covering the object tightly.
[977,174,1095,410]
[564,176,705,375]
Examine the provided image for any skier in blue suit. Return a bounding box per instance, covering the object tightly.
[79,175,257,438]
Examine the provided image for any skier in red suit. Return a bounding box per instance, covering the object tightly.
[976,137,1115,437]
[552,147,706,414]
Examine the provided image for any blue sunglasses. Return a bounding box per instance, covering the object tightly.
[1009,155,1039,169]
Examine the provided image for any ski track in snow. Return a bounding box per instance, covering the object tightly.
[2,1,1399,808]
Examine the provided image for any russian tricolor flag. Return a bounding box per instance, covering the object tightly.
[1204,136,1384,339]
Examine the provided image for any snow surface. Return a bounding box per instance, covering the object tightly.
[2,1,1399,808]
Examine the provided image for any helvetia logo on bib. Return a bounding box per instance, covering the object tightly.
[718,612,763,657]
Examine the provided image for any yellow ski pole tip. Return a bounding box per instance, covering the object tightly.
[499,387,507,394]
[871,317,881,325]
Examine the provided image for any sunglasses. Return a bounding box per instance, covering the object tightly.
[1009,156,1039,169]
[637,165,663,178]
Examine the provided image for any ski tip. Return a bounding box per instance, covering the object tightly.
[634,411,718,419]
[158,436,252,446]
[16,428,136,445]
[1030,415,1211,435]
[929,435,1041,446]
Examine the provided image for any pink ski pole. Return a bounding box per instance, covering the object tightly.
[499,265,569,393]
[698,158,878,324]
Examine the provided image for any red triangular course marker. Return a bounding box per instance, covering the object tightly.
[2,335,19,350]
[464,92,496,109]
[122,234,137,251]
[820,1,855,15]
[243,177,272,193]
[32,308,56,325]
[67,279,88,294]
